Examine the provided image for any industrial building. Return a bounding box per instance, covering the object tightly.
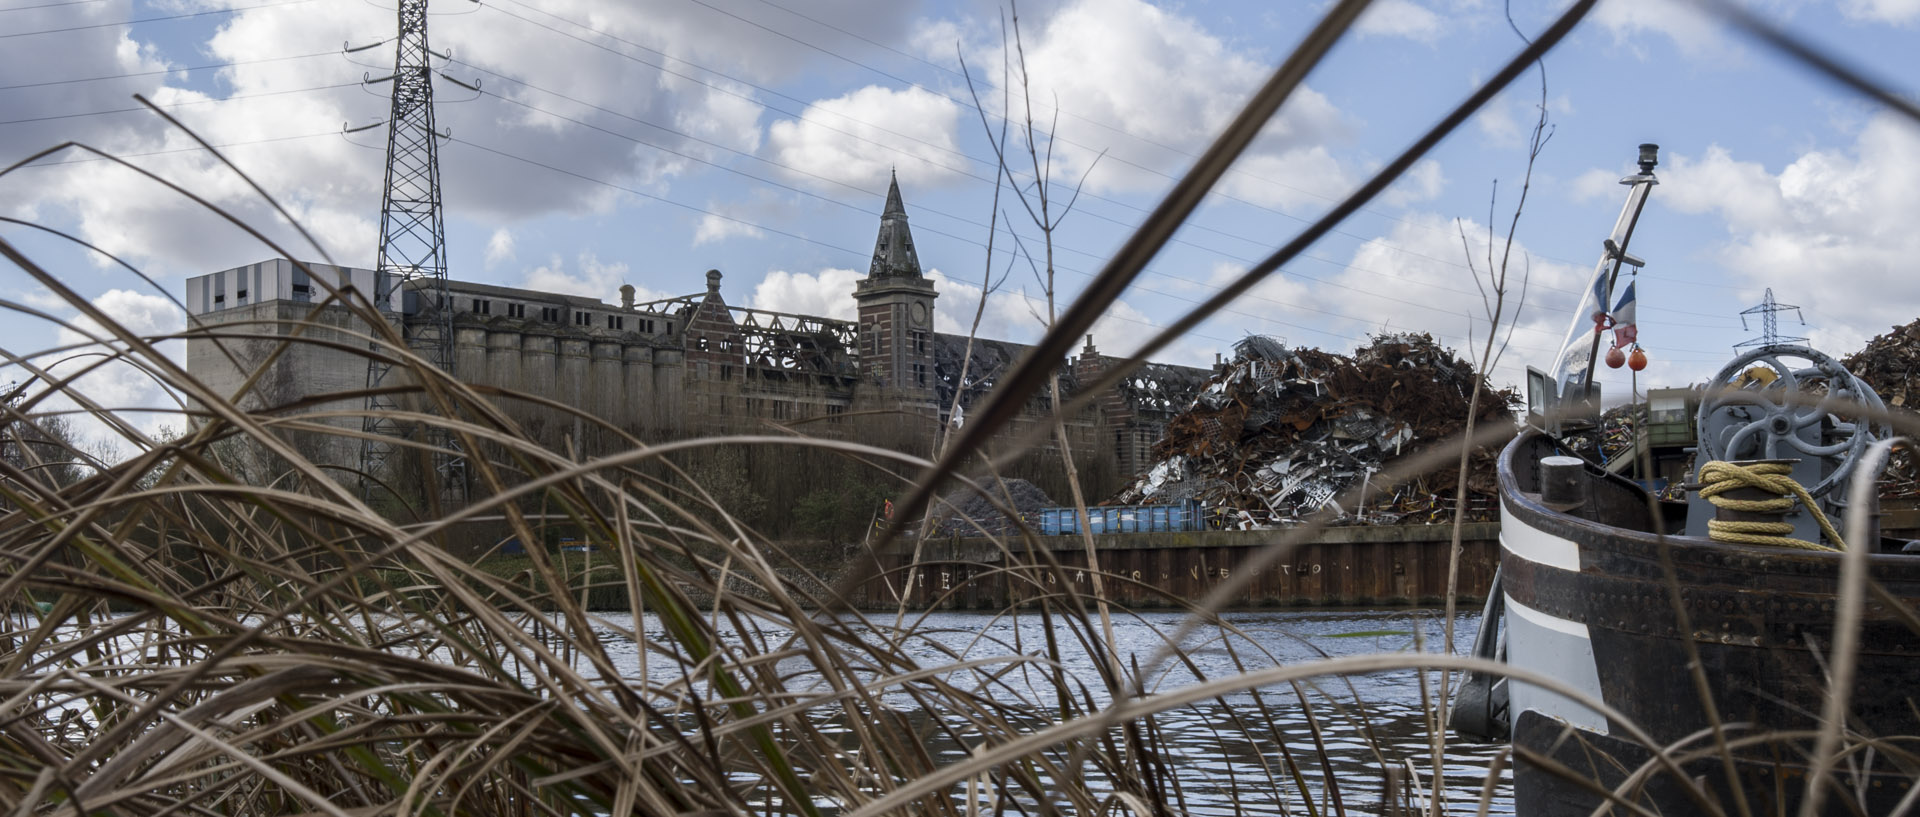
[183,178,1211,503]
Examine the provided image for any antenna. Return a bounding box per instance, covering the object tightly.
[358,0,466,507]
[1734,287,1807,351]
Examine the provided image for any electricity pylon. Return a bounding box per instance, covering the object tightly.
[1735,288,1808,351]
[357,0,466,507]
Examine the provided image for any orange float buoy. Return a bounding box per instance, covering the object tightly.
[1628,347,1648,371]
[1605,346,1626,369]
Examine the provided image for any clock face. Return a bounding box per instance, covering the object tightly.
[910,301,929,327]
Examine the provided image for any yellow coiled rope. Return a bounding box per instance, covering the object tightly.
[1696,460,1844,552]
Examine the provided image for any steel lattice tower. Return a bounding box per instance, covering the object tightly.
[360,0,465,505]
[1735,287,1807,351]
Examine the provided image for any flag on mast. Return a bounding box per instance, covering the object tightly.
[1589,269,1614,332]
[1612,281,1638,346]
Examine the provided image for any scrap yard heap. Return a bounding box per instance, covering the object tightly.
[1111,333,1517,528]
[1844,317,1920,493]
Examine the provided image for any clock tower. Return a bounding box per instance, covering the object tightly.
[854,171,938,399]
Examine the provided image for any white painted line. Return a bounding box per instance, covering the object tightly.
[1500,506,1582,571]
[1508,594,1590,638]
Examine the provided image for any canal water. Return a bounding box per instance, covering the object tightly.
[582,607,1511,815]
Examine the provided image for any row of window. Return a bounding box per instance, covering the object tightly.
[466,297,669,334]
[717,397,848,423]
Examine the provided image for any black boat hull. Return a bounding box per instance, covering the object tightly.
[1497,429,1920,814]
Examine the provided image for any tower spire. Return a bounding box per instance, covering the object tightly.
[869,172,921,278]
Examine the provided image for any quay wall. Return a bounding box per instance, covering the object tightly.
[856,523,1501,610]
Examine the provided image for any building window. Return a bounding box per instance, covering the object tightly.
[290,283,311,302]
[506,303,524,318]
[912,362,928,387]
[574,311,590,326]
[772,401,791,420]
[826,404,845,424]
[719,364,733,381]
[911,331,928,355]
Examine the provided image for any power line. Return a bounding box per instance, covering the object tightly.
[481,0,1522,283]
[453,69,1535,341]
[442,130,1634,357]
[489,0,1757,315]
[456,58,1732,350]
[7,130,339,169]
[0,81,356,128]
[0,0,315,40]
[0,0,108,12]
[0,50,338,92]
[674,0,1723,292]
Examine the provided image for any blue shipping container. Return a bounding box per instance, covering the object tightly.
[1039,502,1203,535]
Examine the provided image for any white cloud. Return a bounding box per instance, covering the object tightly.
[745,267,863,319]
[1570,167,1626,202]
[1591,0,1733,59]
[693,212,767,246]
[1841,0,1920,23]
[1357,0,1445,42]
[1309,213,1588,387]
[1649,118,1920,342]
[928,269,1050,340]
[485,228,516,268]
[740,265,1182,365]
[1381,158,1447,207]
[1654,145,1790,228]
[0,0,931,280]
[978,0,1350,198]
[32,289,188,459]
[20,287,70,312]
[1220,145,1353,211]
[518,252,647,302]
[765,85,966,190]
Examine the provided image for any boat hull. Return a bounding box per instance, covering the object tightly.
[1497,429,1920,814]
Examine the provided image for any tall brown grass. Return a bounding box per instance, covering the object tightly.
[5,1,1920,814]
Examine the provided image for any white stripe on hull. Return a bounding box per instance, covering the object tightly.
[1501,502,1581,570]
[1501,506,1609,734]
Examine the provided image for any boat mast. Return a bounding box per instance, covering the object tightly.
[1574,144,1660,403]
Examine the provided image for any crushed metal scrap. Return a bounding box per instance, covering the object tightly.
[1110,333,1518,528]
[1845,318,1920,493]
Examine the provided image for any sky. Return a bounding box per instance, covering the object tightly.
[2,0,1917,454]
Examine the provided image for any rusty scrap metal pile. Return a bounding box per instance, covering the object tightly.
[1845,318,1920,494]
[1110,333,1517,528]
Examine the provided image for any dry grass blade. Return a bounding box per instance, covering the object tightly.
[4,4,1918,816]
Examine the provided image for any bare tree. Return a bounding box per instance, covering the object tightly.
[964,3,1137,702]
[1424,15,1549,813]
